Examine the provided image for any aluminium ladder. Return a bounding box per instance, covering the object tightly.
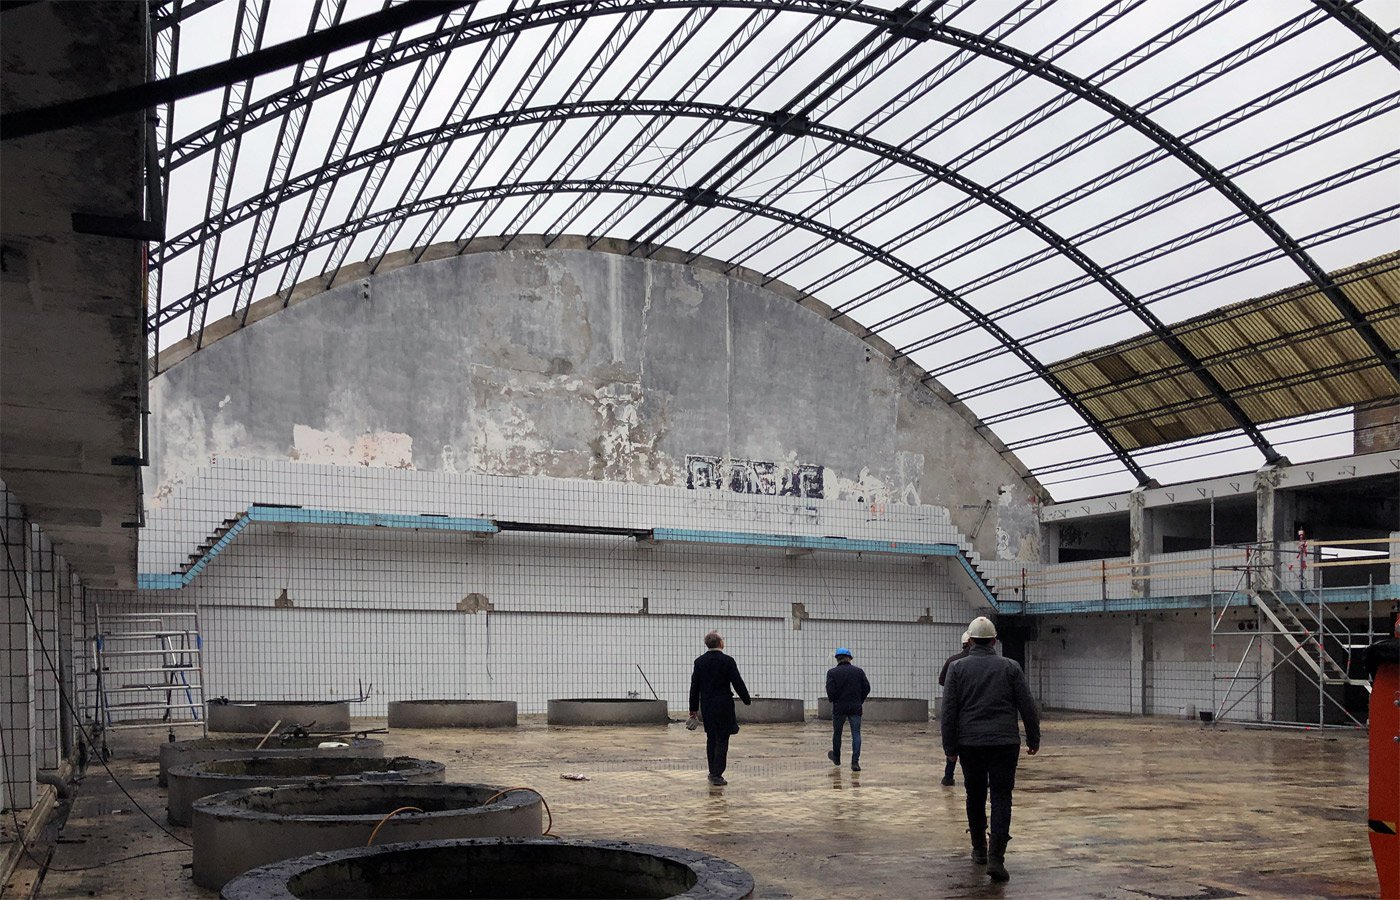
[90,609,206,734]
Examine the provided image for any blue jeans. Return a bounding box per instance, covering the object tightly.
[832,713,862,764]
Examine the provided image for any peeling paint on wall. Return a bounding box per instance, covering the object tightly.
[996,484,1042,562]
[290,425,414,469]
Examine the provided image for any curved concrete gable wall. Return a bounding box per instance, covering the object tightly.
[151,249,1038,561]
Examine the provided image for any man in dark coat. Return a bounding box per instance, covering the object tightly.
[937,630,971,786]
[825,647,871,771]
[689,631,751,786]
[941,616,1040,884]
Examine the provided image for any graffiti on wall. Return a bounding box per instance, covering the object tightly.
[685,455,825,498]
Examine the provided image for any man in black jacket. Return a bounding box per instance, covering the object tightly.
[941,616,1040,883]
[937,630,971,786]
[825,647,871,771]
[688,631,751,786]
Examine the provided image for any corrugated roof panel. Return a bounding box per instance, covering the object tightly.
[1048,252,1399,451]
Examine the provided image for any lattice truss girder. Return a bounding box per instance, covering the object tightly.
[145,0,1400,497]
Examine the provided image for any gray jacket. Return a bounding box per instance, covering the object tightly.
[940,644,1040,755]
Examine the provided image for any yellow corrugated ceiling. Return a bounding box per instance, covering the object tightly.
[1050,251,1400,451]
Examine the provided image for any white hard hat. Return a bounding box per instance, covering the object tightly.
[968,616,997,639]
[960,631,971,644]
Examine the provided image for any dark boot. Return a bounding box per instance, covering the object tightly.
[987,834,1010,882]
[970,830,987,865]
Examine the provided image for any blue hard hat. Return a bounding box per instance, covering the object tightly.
[834,647,852,658]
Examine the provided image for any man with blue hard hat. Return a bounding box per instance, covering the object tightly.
[825,646,871,771]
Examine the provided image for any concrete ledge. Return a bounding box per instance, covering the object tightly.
[219,837,755,900]
[735,698,804,723]
[387,700,518,729]
[167,755,444,826]
[192,782,543,890]
[207,701,351,733]
[158,737,383,787]
[547,698,669,726]
[816,697,929,722]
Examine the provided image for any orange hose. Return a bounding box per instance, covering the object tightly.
[366,806,423,846]
[480,787,553,836]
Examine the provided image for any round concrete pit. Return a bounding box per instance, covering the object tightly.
[816,697,928,722]
[547,698,669,726]
[387,699,517,729]
[207,701,351,734]
[192,782,544,890]
[158,736,384,787]
[735,698,804,724]
[220,837,754,899]
[168,755,445,826]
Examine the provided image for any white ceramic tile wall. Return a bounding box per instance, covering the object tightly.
[96,460,985,716]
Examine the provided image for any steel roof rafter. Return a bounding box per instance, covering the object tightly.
[405,16,591,262]
[777,2,1334,307]
[229,0,349,331]
[189,0,269,346]
[891,148,1400,363]
[447,10,654,251]
[691,0,1162,268]
[316,6,478,288]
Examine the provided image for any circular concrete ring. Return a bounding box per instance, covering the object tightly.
[547,698,669,726]
[220,837,755,900]
[168,755,445,827]
[387,700,517,729]
[207,701,351,734]
[735,698,804,724]
[159,737,384,788]
[192,782,544,890]
[816,697,929,722]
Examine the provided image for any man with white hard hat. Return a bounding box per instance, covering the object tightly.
[940,615,1040,884]
[936,630,973,786]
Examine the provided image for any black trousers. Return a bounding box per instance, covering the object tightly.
[705,729,731,777]
[957,743,1020,838]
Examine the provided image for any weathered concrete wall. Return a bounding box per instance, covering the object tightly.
[150,248,1039,560]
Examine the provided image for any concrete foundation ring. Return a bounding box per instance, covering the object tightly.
[207,700,351,733]
[192,782,544,890]
[220,836,755,899]
[816,697,929,722]
[735,698,804,723]
[158,736,383,787]
[167,755,445,826]
[547,698,669,725]
[386,699,517,728]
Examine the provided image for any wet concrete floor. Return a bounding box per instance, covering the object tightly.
[23,712,1378,899]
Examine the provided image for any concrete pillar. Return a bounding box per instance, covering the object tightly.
[31,526,59,772]
[1129,488,1153,598]
[1254,465,1294,591]
[1390,531,1399,587]
[1,488,35,809]
[1130,619,1148,715]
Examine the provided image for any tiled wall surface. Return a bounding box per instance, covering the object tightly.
[93,460,987,716]
[1,483,93,811]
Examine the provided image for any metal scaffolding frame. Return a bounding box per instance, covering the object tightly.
[1209,534,1389,729]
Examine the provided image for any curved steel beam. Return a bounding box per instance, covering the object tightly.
[1315,0,1400,70]
[926,21,1399,388]
[157,177,1154,483]
[153,97,1283,464]
[156,0,1396,389]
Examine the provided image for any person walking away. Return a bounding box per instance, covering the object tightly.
[940,616,1040,883]
[825,647,871,771]
[937,631,972,786]
[689,631,751,786]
